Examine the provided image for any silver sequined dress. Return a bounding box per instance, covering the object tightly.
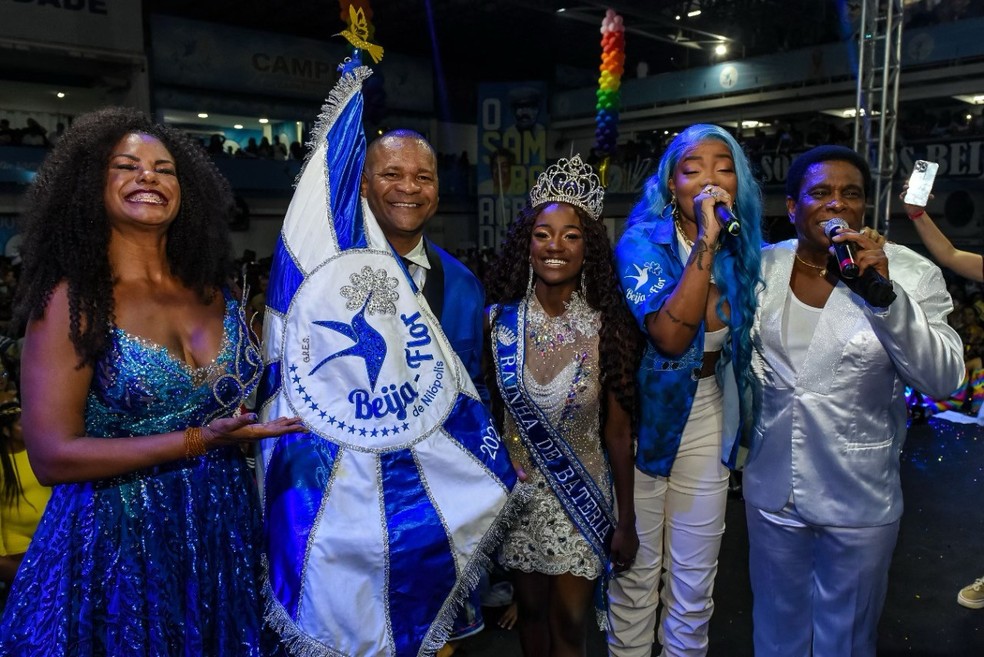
[499,293,612,579]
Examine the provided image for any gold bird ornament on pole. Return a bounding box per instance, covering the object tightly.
[336,5,384,63]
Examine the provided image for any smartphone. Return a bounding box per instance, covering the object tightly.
[904,160,939,206]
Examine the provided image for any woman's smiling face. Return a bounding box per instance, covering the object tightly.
[103,132,181,232]
[529,202,585,291]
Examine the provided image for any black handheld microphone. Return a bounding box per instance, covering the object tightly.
[822,218,860,279]
[856,268,897,308]
[714,203,741,236]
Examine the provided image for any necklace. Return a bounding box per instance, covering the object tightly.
[674,212,718,284]
[674,209,722,253]
[673,213,694,248]
[794,253,827,277]
[526,291,599,356]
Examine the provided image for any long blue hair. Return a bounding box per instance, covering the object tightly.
[627,124,763,414]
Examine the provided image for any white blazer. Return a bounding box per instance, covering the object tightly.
[744,240,964,527]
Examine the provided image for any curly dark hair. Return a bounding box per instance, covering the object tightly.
[13,107,235,365]
[485,203,642,419]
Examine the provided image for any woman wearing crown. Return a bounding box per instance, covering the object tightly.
[607,124,763,657]
[485,155,641,657]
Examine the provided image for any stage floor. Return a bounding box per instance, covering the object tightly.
[460,415,984,656]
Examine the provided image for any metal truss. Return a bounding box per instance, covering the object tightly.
[852,0,904,234]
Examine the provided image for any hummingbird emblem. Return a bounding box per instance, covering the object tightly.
[336,6,384,64]
[309,295,386,391]
[625,264,649,291]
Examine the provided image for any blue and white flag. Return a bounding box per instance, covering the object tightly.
[257,58,517,657]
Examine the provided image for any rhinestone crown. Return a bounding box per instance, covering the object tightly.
[528,155,605,221]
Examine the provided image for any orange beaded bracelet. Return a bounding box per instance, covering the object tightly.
[184,426,207,459]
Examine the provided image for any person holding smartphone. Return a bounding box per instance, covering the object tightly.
[901,177,984,610]
[902,187,984,283]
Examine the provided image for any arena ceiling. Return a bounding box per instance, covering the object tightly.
[145,0,846,83]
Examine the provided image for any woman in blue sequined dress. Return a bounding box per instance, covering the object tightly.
[0,107,302,656]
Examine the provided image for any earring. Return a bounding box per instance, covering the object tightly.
[526,265,534,297]
[663,195,678,219]
[579,269,585,296]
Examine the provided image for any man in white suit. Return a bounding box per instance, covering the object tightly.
[743,145,964,657]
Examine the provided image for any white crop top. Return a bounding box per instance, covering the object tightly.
[677,226,727,353]
[704,326,728,352]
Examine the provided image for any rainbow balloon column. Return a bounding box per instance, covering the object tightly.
[595,8,625,184]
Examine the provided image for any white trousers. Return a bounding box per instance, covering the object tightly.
[746,502,900,657]
[608,378,729,657]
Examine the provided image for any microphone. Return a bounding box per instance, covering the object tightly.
[823,218,897,307]
[823,218,860,279]
[855,268,897,308]
[714,203,741,236]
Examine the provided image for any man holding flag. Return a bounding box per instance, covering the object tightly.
[256,57,516,657]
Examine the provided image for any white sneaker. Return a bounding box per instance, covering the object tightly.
[957,577,984,609]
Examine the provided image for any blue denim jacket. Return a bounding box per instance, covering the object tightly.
[615,216,744,477]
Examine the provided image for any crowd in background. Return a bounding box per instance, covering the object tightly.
[5,102,984,181]
[203,132,308,161]
[912,276,984,417]
[0,117,63,149]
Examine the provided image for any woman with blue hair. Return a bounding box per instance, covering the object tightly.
[607,124,762,657]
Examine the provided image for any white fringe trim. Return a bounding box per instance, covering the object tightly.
[293,64,374,189]
[417,485,529,656]
[596,604,610,632]
[262,484,529,657]
[262,555,344,657]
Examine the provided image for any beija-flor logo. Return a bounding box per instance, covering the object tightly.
[283,252,457,452]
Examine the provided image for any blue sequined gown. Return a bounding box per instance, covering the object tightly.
[0,294,265,656]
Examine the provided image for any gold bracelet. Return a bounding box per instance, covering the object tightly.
[184,426,207,459]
